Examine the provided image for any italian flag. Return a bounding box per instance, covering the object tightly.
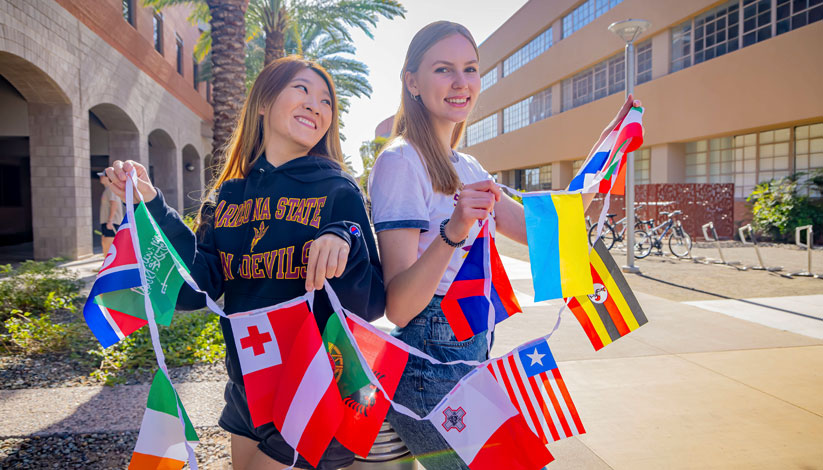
[129,370,198,469]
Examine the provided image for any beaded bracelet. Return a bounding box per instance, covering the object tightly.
[439,218,467,248]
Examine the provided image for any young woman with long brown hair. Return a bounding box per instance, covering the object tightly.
[369,21,638,469]
[105,56,384,470]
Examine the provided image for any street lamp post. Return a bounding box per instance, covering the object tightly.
[608,19,650,274]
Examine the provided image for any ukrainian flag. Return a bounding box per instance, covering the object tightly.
[523,192,593,302]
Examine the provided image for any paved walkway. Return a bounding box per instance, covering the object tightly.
[2,254,822,469]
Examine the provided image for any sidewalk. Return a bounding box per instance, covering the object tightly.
[2,254,822,469]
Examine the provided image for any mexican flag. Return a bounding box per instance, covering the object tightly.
[95,202,188,327]
[129,369,198,469]
[323,313,409,457]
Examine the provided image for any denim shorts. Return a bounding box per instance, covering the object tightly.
[386,295,489,470]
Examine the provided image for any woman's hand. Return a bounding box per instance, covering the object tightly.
[305,233,350,292]
[104,160,157,203]
[444,180,501,243]
[604,94,642,134]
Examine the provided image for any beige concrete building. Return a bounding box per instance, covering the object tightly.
[0,0,213,260]
[462,0,823,220]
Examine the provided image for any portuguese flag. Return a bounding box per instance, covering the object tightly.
[323,314,409,457]
[566,239,648,350]
[129,370,198,469]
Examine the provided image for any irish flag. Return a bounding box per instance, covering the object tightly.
[129,370,198,469]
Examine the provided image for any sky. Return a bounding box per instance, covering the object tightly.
[341,0,530,174]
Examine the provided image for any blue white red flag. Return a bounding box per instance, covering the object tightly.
[83,214,147,348]
[441,220,522,341]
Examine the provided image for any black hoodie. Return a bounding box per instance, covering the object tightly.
[144,155,384,468]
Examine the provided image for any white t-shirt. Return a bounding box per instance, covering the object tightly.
[100,187,124,226]
[369,137,495,295]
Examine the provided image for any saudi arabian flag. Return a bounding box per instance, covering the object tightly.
[95,202,188,326]
[129,369,198,469]
[323,313,371,398]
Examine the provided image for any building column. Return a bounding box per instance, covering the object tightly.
[651,28,671,80]
[550,82,563,116]
[650,143,686,184]
[28,102,92,260]
[552,160,573,190]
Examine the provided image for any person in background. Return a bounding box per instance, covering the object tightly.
[98,171,124,255]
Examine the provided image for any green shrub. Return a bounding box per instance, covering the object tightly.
[88,310,224,385]
[1,309,80,354]
[0,259,84,322]
[747,175,823,241]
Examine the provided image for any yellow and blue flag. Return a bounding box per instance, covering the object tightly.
[523,192,593,301]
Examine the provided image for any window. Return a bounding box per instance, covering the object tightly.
[122,0,135,26]
[794,123,823,196]
[572,159,585,175]
[671,0,822,73]
[480,68,498,92]
[634,148,650,184]
[466,114,498,147]
[561,43,649,112]
[176,35,184,76]
[777,0,823,36]
[757,128,791,183]
[563,0,623,39]
[520,165,552,191]
[193,57,200,89]
[733,133,758,198]
[153,12,164,54]
[503,88,552,134]
[635,40,652,84]
[503,28,553,77]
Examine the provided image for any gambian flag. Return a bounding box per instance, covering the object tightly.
[441,220,522,341]
[566,239,648,350]
[323,313,409,457]
[129,370,198,469]
[522,192,593,302]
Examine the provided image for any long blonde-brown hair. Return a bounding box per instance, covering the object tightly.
[391,21,478,194]
[199,56,343,227]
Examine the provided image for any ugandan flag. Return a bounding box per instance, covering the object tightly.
[566,239,648,350]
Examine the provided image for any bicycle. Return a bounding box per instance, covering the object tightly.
[634,209,692,259]
[588,203,647,250]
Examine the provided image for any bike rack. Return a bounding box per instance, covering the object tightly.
[790,225,821,278]
[697,222,741,266]
[738,224,782,272]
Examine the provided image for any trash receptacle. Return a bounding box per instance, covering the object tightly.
[347,421,418,470]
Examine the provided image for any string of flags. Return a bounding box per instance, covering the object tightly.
[82,106,645,469]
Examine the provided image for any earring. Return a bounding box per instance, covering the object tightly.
[412,94,420,102]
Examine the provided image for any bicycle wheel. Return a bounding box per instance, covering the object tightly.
[633,230,653,259]
[588,222,615,250]
[668,231,692,258]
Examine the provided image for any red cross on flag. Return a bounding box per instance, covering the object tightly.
[229,299,313,427]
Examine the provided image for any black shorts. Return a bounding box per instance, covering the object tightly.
[218,380,355,469]
[100,223,120,238]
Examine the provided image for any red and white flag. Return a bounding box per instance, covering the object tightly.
[431,367,553,470]
[230,299,313,428]
[272,312,344,467]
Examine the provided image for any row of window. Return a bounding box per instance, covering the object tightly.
[671,0,823,73]
[562,0,624,39]
[561,41,650,113]
[465,114,499,147]
[503,88,552,134]
[686,123,823,197]
[480,70,497,92]
[503,28,553,77]
[122,0,205,91]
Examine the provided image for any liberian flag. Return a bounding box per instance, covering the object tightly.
[430,366,553,470]
[129,370,198,469]
[488,339,585,444]
[522,192,593,301]
[568,106,644,195]
[272,312,344,467]
[229,299,311,428]
[567,239,648,350]
[83,214,146,348]
[441,220,522,341]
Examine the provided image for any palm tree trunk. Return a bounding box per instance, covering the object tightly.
[206,0,247,172]
[264,7,288,66]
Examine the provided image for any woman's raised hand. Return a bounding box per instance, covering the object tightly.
[605,93,642,132]
[444,180,501,243]
[305,233,350,292]
[104,160,158,203]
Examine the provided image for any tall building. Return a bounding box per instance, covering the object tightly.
[462,0,822,222]
[0,0,213,260]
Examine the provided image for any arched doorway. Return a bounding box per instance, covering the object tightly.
[182,144,202,215]
[148,129,180,211]
[88,103,139,253]
[0,51,77,260]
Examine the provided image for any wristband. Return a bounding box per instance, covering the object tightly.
[439,218,466,248]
